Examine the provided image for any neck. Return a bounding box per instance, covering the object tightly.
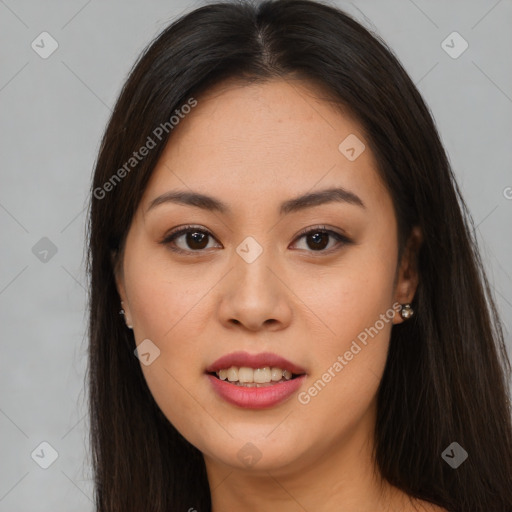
[204,402,410,512]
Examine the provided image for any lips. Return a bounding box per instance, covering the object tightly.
[205,351,307,409]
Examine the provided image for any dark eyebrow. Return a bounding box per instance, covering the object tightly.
[146,186,365,215]
[280,187,365,214]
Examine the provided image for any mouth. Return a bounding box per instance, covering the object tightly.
[205,351,307,408]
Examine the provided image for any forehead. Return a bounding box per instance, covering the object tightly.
[141,78,389,215]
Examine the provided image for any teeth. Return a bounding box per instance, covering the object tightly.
[254,367,271,383]
[271,367,283,381]
[215,366,294,384]
[226,367,238,382]
[238,367,253,383]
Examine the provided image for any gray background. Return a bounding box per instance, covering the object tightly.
[1,0,511,509]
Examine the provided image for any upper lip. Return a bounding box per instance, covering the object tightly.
[205,351,306,375]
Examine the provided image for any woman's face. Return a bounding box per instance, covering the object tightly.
[116,78,419,478]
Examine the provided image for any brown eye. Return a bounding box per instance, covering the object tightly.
[292,226,351,253]
[161,226,221,253]
[181,231,209,250]
[305,231,330,250]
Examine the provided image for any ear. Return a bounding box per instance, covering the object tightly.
[111,249,133,328]
[393,226,422,325]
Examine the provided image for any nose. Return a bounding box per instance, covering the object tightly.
[217,246,293,332]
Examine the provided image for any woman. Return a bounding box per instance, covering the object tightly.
[86,0,512,510]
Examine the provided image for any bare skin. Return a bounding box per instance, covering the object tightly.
[115,77,446,511]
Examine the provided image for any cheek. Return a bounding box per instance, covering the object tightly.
[296,243,397,359]
[125,242,214,341]
[293,242,397,418]
[123,246,226,445]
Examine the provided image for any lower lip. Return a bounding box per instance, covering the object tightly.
[207,374,306,409]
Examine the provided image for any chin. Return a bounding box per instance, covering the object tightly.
[199,431,308,473]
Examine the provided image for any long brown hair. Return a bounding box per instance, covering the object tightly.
[86,1,512,510]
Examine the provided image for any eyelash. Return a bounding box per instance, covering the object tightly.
[159,224,352,256]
